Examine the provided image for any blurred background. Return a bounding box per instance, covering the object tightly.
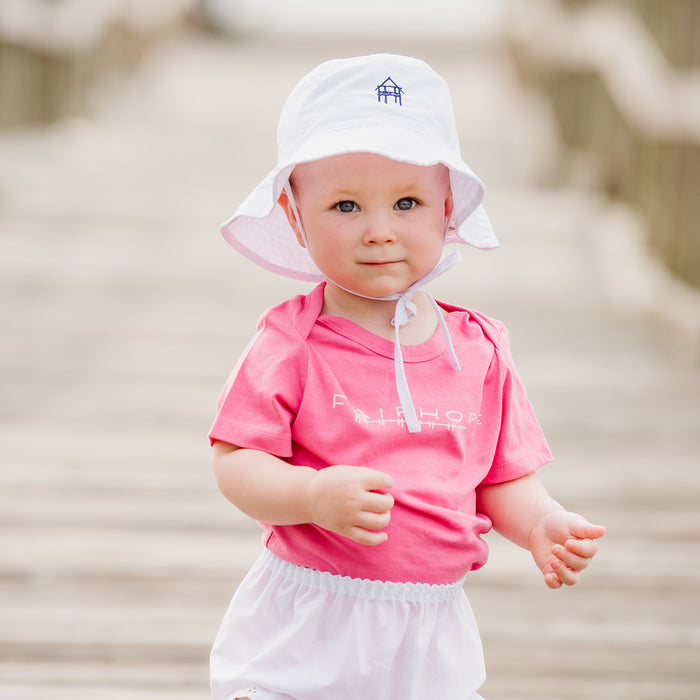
[1,1,698,698]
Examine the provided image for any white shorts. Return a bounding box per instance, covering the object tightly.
[210,549,485,700]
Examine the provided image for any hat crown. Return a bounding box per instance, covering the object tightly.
[277,54,460,163]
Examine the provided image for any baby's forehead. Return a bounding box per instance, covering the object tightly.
[292,153,449,187]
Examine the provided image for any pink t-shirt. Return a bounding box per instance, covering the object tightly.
[209,283,552,585]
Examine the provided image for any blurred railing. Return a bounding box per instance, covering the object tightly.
[506,0,700,291]
[0,0,195,126]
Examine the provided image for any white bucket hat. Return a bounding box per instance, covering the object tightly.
[221,53,498,282]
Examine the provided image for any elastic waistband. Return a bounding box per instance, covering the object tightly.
[261,549,465,603]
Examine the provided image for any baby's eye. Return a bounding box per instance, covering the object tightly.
[395,198,417,211]
[335,200,359,213]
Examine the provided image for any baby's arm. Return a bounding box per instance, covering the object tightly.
[476,472,605,589]
[212,441,394,546]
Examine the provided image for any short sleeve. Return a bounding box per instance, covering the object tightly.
[208,310,307,458]
[480,325,553,485]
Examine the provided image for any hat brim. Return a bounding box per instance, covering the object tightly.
[221,124,498,282]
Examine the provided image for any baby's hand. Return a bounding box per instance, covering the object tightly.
[528,510,605,589]
[306,465,394,545]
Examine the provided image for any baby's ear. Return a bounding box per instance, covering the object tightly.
[278,188,306,248]
[444,187,455,229]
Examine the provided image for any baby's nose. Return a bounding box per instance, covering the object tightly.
[363,215,398,245]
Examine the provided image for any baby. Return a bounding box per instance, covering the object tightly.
[208,54,605,700]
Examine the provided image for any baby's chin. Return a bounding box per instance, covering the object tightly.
[342,278,412,301]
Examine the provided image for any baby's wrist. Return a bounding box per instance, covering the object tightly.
[293,466,319,526]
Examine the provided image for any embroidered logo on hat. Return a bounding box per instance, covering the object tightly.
[376,77,403,105]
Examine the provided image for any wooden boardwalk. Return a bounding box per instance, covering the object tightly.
[1,34,698,699]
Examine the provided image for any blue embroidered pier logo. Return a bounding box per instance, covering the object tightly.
[376,77,403,105]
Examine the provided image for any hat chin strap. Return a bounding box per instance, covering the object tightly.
[284,184,461,433]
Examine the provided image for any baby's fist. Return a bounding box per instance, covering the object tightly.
[529,511,605,589]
